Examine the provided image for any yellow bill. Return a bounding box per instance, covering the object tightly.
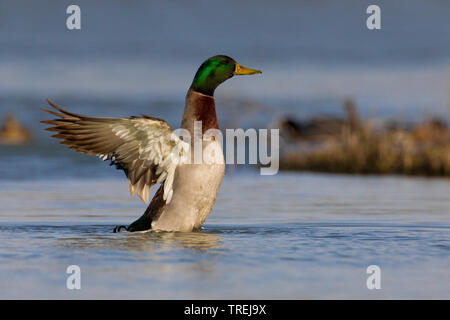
[234,63,262,75]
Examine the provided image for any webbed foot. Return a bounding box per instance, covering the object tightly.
[113,225,128,233]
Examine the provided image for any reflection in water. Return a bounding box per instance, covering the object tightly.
[1,173,450,298]
[56,226,223,254]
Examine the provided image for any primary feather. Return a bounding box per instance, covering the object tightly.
[41,99,189,204]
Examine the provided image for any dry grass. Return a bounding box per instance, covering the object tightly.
[279,101,450,176]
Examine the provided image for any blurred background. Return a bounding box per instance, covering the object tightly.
[1,0,450,299]
[1,0,450,178]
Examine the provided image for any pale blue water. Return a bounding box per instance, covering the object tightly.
[0,0,450,299]
[0,173,449,299]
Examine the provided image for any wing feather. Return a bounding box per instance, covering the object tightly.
[41,99,189,204]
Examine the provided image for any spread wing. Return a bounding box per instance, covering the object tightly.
[41,99,189,204]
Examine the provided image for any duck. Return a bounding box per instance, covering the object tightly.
[0,113,32,145]
[41,55,261,232]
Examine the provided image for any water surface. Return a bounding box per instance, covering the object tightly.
[1,173,449,299]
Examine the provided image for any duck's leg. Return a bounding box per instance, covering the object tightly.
[113,225,128,233]
[113,185,166,233]
[113,207,152,233]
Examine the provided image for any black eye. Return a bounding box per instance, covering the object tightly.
[219,60,228,65]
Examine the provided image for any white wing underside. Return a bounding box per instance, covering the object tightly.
[104,122,190,203]
[42,100,190,204]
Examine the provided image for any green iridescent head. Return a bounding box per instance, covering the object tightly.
[191,55,261,96]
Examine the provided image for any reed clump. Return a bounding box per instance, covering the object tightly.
[278,99,450,176]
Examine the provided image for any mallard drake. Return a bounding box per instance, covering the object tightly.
[41,55,261,232]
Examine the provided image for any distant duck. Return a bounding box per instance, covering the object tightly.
[41,55,261,232]
[0,114,32,145]
[277,97,361,142]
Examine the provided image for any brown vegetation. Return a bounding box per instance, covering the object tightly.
[0,114,32,145]
[278,99,450,176]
